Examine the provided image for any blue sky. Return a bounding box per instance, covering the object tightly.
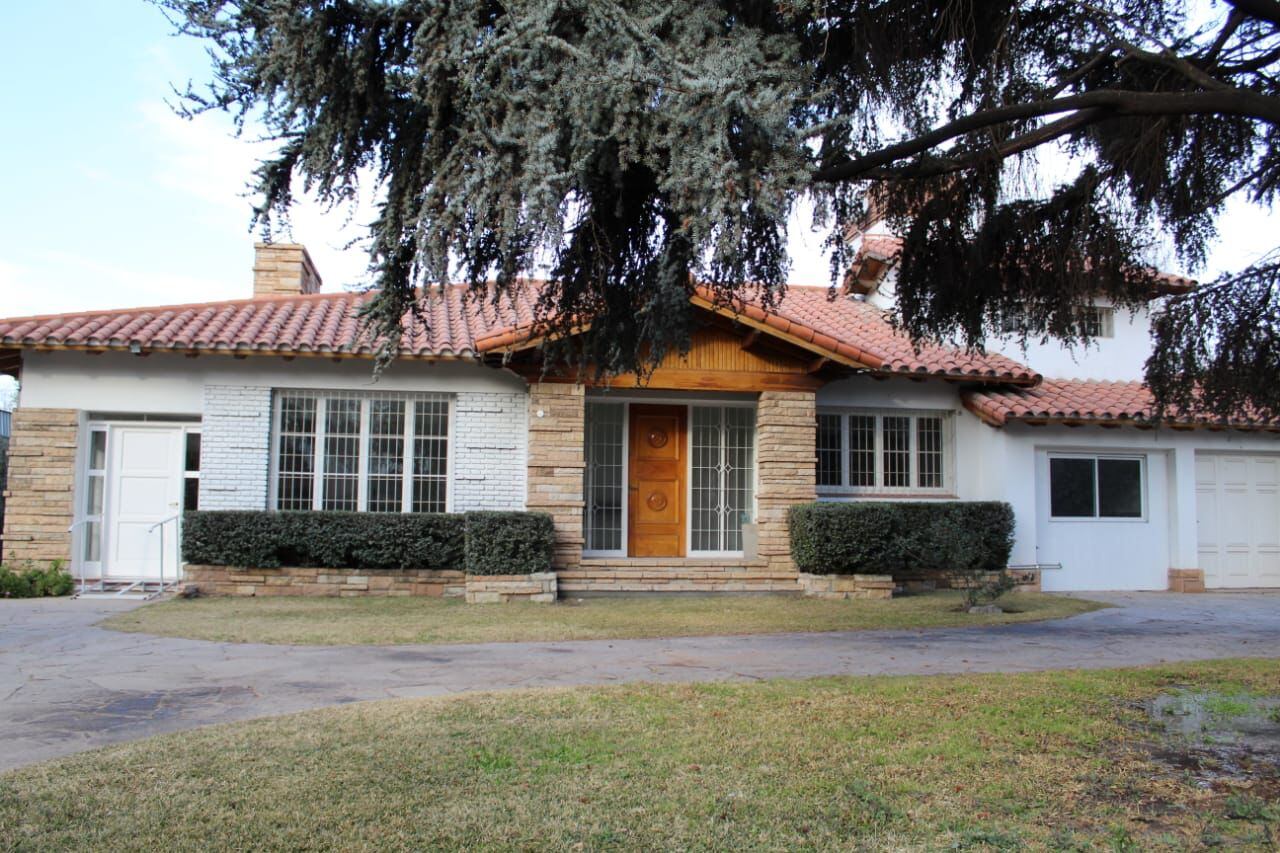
[1,0,1277,325]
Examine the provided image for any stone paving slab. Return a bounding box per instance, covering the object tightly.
[1,592,1278,772]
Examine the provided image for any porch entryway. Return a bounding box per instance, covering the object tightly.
[583,397,756,560]
[74,421,199,595]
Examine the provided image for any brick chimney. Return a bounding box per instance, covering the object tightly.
[253,242,322,298]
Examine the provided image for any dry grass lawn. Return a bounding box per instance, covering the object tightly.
[100,590,1102,645]
[3,659,1279,850]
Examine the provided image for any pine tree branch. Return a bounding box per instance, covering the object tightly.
[814,89,1280,183]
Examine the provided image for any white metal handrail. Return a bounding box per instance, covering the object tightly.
[147,514,182,592]
[66,519,92,596]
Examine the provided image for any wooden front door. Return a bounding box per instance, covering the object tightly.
[628,404,687,557]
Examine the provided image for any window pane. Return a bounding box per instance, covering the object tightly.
[1098,458,1142,518]
[366,400,405,512]
[184,432,201,472]
[849,415,876,487]
[89,431,107,470]
[276,395,316,510]
[816,414,843,487]
[412,399,450,513]
[1050,457,1096,517]
[584,402,625,551]
[882,416,911,488]
[322,398,360,511]
[83,520,101,563]
[183,477,200,512]
[691,407,723,552]
[85,475,103,515]
[916,417,944,489]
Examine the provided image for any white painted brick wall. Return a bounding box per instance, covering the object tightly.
[198,385,528,512]
[200,385,272,510]
[452,390,528,511]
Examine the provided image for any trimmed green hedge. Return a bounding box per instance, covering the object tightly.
[182,510,556,575]
[183,511,465,571]
[464,511,556,576]
[789,501,1014,576]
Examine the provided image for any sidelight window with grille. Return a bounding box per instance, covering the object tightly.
[691,406,755,553]
[272,390,450,513]
[583,402,626,553]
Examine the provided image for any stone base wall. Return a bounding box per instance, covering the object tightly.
[1168,568,1205,593]
[1,408,78,566]
[184,565,465,597]
[897,568,1042,594]
[797,573,894,600]
[562,558,799,593]
[465,572,556,603]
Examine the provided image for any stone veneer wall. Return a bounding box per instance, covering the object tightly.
[184,565,466,597]
[465,572,556,603]
[561,558,799,594]
[200,385,273,510]
[755,390,817,576]
[451,391,528,511]
[526,383,584,569]
[1,408,79,566]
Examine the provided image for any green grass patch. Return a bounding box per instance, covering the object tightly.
[100,590,1103,646]
[3,660,1279,849]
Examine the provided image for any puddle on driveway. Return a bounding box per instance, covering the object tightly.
[1147,690,1280,786]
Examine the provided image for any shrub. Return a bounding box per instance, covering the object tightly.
[464,511,556,575]
[182,511,466,570]
[789,501,1014,579]
[0,560,73,598]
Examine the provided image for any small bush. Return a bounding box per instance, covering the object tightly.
[464,511,556,575]
[789,501,1014,580]
[0,560,74,598]
[182,511,466,570]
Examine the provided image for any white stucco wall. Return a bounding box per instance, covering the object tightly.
[870,268,1158,382]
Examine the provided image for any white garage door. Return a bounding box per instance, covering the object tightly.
[1196,454,1280,588]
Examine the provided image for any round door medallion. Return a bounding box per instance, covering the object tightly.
[647,427,669,448]
[646,491,668,512]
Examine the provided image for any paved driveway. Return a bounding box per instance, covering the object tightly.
[2,591,1278,772]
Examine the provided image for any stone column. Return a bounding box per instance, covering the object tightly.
[526,383,585,569]
[1,408,79,567]
[755,390,817,574]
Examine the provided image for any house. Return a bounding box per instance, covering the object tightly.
[0,241,1276,594]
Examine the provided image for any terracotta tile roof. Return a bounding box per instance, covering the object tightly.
[743,287,1039,383]
[0,281,1037,383]
[962,379,1278,429]
[0,286,541,360]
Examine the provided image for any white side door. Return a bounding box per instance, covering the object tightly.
[104,426,184,579]
[1197,454,1280,588]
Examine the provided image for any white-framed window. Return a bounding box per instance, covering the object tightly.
[816,409,953,494]
[271,390,450,513]
[1078,306,1115,338]
[1049,454,1144,519]
[182,429,201,511]
[81,427,108,565]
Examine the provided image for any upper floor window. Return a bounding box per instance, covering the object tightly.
[1078,306,1115,338]
[273,390,450,513]
[816,409,952,494]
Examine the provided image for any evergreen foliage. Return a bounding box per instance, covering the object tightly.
[159,1,1280,418]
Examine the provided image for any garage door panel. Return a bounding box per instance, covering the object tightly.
[1197,453,1280,589]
